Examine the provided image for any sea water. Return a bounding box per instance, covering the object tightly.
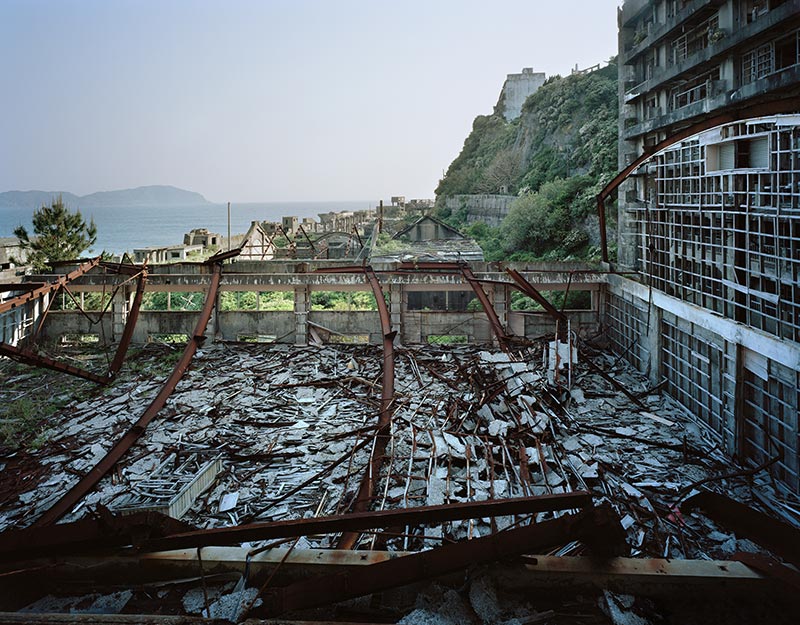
[0,200,374,255]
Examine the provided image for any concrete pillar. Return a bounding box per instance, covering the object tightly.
[645,302,662,386]
[390,284,402,346]
[294,285,309,345]
[493,284,508,335]
[111,287,131,344]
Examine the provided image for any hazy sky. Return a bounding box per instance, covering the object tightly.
[0,0,621,203]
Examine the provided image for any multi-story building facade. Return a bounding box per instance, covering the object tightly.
[610,0,800,494]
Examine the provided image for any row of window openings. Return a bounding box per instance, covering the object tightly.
[636,32,799,120]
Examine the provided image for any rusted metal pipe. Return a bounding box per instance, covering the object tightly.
[33,263,223,527]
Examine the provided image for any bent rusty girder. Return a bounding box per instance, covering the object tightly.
[33,263,223,527]
[460,264,511,352]
[0,266,147,385]
[107,268,147,377]
[259,504,625,617]
[322,266,397,549]
[0,492,592,559]
[597,98,800,263]
[0,257,101,315]
[0,343,109,384]
[0,508,194,560]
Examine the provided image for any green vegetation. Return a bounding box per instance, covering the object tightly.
[13,195,98,270]
[0,398,52,450]
[435,61,618,262]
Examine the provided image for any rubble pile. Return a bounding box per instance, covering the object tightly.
[2,340,795,565]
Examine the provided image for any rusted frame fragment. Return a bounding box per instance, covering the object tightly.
[336,266,396,548]
[460,264,511,351]
[0,509,194,560]
[107,268,147,377]
[260,505,624,616]
[731,552,800,590]
[683,490,800,568]
[147,491,591,553]
[33,263,223,527]
[0,343,109,384]
[0,492,591,559]
[596,97,800,263]
[0,267,147,384]
[0,257,101,314]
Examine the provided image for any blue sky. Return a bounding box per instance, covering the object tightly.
[0,0,621,202]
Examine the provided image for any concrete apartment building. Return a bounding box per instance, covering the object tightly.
[613,0,800,493]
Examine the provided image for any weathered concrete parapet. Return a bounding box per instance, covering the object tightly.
[28,260,609,346]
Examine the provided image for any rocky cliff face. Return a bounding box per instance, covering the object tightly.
[437,61,618,200]
[435,60,618,262]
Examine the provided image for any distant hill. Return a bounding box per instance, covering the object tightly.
[0,185,211,209]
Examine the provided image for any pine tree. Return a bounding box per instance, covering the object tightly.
[13,195,97,270]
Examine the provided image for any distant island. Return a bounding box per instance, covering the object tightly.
[0,185,211,209]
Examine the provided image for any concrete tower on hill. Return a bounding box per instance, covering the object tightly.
[496,68,546,121]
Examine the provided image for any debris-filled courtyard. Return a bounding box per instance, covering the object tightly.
[1,338,798,624]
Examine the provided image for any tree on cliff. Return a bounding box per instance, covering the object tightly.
[13,195,97,270]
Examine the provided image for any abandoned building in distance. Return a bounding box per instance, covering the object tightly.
[0,0,799,622]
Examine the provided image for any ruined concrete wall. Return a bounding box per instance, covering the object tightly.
[401,312,491,345]
[217,311,294,342]
[443,194,515,227]
[40,311,114,342]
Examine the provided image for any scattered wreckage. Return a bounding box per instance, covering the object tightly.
[0,255,798,624]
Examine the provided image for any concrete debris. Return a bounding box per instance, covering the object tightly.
[2,340,797,621]
[601,591,654,625]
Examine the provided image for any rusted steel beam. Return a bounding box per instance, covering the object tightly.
[0,257,101,315]
[596,98,800,263]
[506,268,567,324]
[397,261,462,271]
[107,269,147,377]
[683,490,800,568]
[0,509,194,560]
[33,264,223,527]
[0,492,591,558]
[460,264,511,351]
[0,269,145,385]
[731,552,800,590]
[138,492,592,553]
[337,266,396,549]
[260,505,625,616]
[0,342,109,384]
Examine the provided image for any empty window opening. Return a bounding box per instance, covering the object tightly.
[427,334,468,345]
[148,333,190,345]
[60,333,99,345]
[310,291,377,311]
